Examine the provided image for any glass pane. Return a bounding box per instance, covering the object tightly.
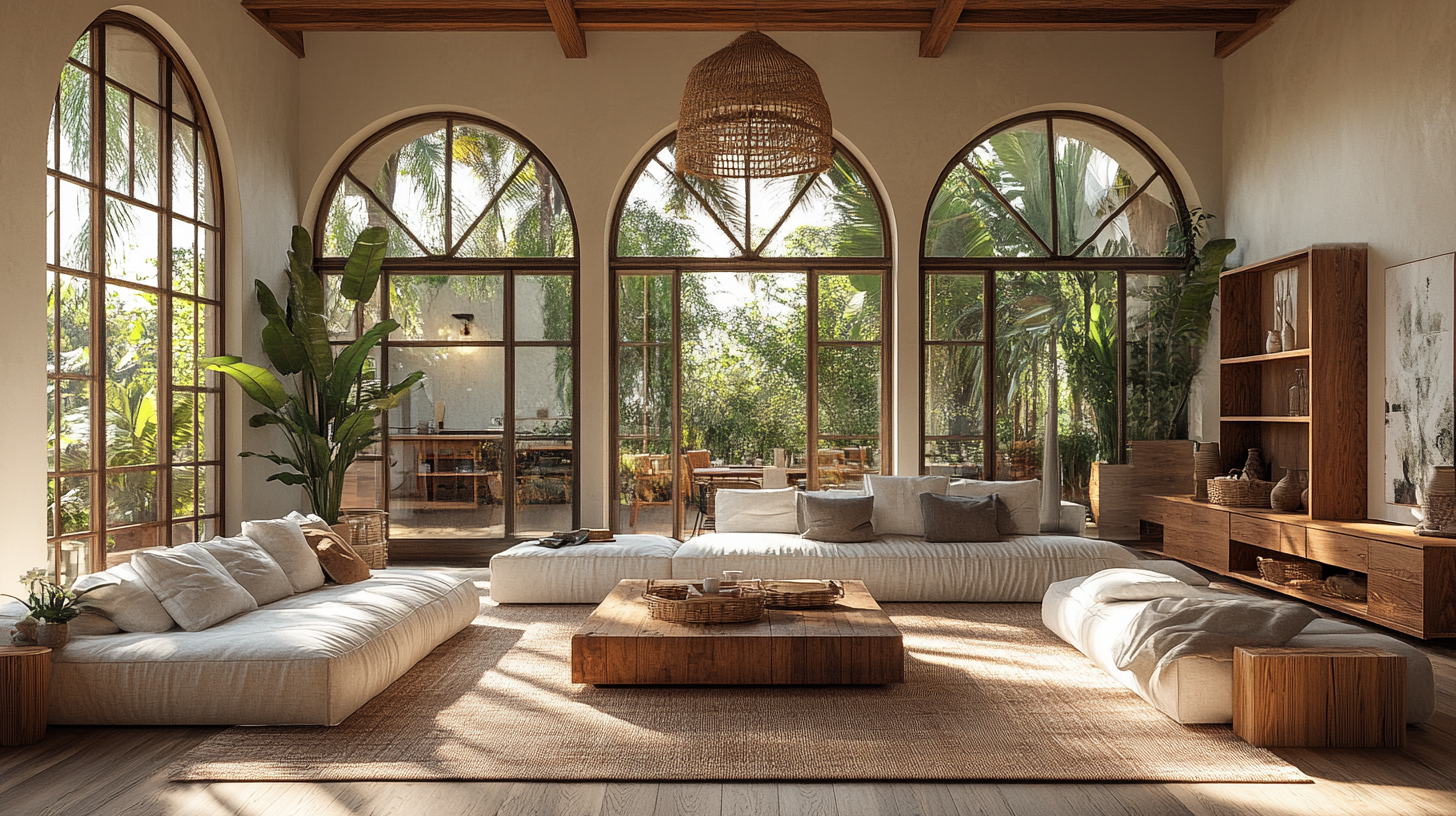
[818,274,881,341]
[47,478,56,538]
[324,274,356,340]
[172,298,196,386]
[923,440,985,480]
[389,346,505,434]
[322,176,424,258]
[760,153,884,258]
[618,439,674,536]
[71,31,92,66]
[1078,177,1177,258]
[171,392,196,463]
[388,436,504,540]
[107,469,158,526]
[170,73,193,120]
[455,163,571,258]
[925,345,984,436]
[516,274,573,341]
[198,392,216,462]
[105,197,160,285]
[171,218,196,294]
[681,272,807,466]
[105,284,159,466]
[199,226,219,299]
[105,85,130,193]
[1054,117,1156,256]
[617,144,743,257]
[341,454,382,510]
[969,122,1053,250]
[516,441,573,537]
[349,121,446,254]
[47,180,56,265]
[390,275,503,341]
[1126,273,1201,442]
[58,179,92,271]
[171,521,196,547]
[516,347,573,434]
[816,438,878,489]
[58,274,91,374]
[47,382,55,473]
[200,303,219,387]
[133,99,161,204]
[171,119,196,219]
[57,538,93,585]
[817,346,879,437]
[924,162,1045,258]
[617,344,671,438]
[105,25,161,102]
[59,380,92,472]
[618,274,672,343]
[171,466,196,518]
[197,143,216,226]
[58,63,91,180]
[200,465,219,517]
[925,274,984,341]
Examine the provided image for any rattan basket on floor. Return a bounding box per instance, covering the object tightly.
[340,508,389,569]
[760,579,844,608]
[644,580,766,624]
[1256,557,1322,584]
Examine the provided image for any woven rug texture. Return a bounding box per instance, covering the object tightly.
[169,598,1306,783]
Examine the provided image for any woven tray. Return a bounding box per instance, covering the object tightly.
[644,580,766,624]
[1256,556,1321,584]
[1208,477,1275,508]
[760,579,844,608]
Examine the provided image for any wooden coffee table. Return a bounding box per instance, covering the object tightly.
[570,579,903,685]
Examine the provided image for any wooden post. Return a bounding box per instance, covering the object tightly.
[1233,646,1405,748]
[0,646,52,746]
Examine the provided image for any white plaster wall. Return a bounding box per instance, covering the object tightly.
[1223,0,1456,522]
[0,0,299,583]
[298,29,1224,527]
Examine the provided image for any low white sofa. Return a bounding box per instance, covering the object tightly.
[1042,572,1436,725]
[2,568,478,726]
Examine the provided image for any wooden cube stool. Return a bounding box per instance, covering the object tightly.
[1233,646,1405,748]
[0,646,53,746]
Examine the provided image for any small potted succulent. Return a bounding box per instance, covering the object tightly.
[6,568,86,649]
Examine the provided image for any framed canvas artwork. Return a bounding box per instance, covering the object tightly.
[1385,253,1455,507]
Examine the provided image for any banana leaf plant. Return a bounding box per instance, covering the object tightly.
[201,226,423,524]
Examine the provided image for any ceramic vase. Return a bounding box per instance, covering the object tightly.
[1271,468,1303,512]
[1265,330,1282,354]
[1242,448,1267,482]
[1192,442,1222,501]
[36,621,69,649]
[1420,466,1456,531]
[1281,321,1297,352]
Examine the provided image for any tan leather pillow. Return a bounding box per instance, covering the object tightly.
[301,529,372,584]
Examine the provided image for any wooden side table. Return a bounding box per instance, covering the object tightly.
[1233,646,1405,748]
[0,646,52,746]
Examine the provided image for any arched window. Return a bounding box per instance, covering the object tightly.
[46,14,224,582]
[920,111,1198,510]
[315,115,578,545]
[611,133,890,538]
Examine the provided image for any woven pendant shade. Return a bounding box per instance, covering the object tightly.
[676,31,833,179]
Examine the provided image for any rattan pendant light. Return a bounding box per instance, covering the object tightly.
[676,31,833,179]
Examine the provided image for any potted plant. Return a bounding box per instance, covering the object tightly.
[202,226,423,525]
[6,568,86,648]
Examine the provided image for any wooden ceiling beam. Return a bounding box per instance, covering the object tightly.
[920,0,968,58]
[245,7,307,57]
[544,0,587,56]
[1214,3,1291,58]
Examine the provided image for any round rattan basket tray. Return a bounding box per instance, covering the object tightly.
[760,579,844,608]
[643,580,766,624]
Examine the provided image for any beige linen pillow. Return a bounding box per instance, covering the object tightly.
[198,534,295,605]
[946,479,1042,536]
[864,475,950,536]
[131,544,259,632]
[71,563,176,633]
[715,487,799,533]
[242,518,327,592]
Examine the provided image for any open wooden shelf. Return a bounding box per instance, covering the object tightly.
[1228,570,1369,617]
[1221,349,1311,365]
[1222,415,1310,423]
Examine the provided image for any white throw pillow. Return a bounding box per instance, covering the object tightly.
[1132,559,1210,586]
[132,544,259,632]
[715,487,799,534]
[947,479,1041,536]
[864,475,949,536]
[285,510,334,534]
[242,518,327,592]
[1079,568,1208,604]
[198,535,295,605]
[71,563,176,633]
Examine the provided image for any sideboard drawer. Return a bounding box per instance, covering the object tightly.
[1230,515,1282,553]
[1304,529,1369,572]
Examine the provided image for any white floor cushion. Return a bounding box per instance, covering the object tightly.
[489,535,680,603]
[672,532,1139,602]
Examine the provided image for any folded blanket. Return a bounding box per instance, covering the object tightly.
[1113,597,1320,676]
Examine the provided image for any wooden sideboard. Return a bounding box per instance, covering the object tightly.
[1146,496,1456,639]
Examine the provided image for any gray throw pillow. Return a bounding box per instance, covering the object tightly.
[919,492,1001,542]
[797,492,876,543]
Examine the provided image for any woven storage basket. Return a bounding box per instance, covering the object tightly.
[1256,556,1322,584]
[1423,492,1456,531]
[644,580,766,624]
[340,508,389,569]
[760,579,844,609]
[1208,476,1275,508]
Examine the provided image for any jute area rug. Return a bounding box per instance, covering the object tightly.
[170,600,1306,783]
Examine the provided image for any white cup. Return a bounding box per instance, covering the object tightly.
[702,578,721,594]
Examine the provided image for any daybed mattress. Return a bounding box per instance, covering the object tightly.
[10,569,480,726]
[1041,576,1436,724]
[671,533,1140,602]
[489,535,681,603]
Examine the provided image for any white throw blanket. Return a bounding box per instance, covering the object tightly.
[1113,597,1320,676]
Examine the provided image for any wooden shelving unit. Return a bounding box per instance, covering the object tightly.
[1218,244,1368,520]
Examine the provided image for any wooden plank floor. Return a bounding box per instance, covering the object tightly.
[3,574,1454,816]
